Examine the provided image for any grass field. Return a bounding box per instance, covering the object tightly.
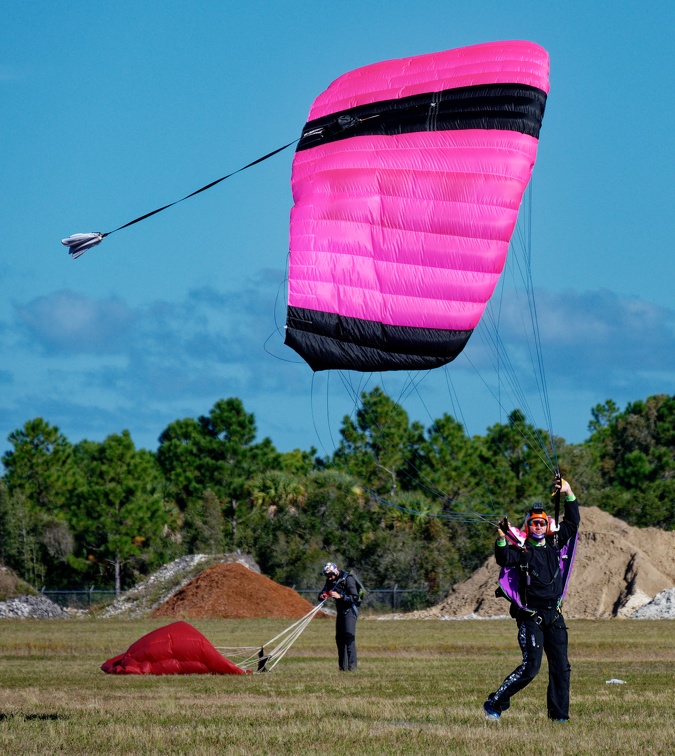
[0,616,673,754]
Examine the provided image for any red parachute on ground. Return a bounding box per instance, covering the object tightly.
[101,621,248,675]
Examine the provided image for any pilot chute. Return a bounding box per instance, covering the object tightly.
[285,40,550,372]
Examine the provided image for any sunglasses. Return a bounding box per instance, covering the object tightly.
[529,519,547,527]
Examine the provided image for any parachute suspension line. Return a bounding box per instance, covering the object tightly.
[382,370,428,409]
[461,323,555,475]
[339,370,449,502]
[410,370,504,518]
[309,371,332,460]
[521,181,558,469]
[263,263,302,364]
[459,180,558,475]
[331,370,502,524]
[251,601,326,672]
[309,368,375,461]
[380,370,493,511]
[336,370,374,449]
[216,601,327,673]
[469,284,550,463]
[505,180,558,470]
[488,258,510,501]
[477,300,554,470]
[493,268,505,428]
[367,488,501,524]
[61,139,299,259]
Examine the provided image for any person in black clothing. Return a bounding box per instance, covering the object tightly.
[483,477,580,722]
[318,562,359,671]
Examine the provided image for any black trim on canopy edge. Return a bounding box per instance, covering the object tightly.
[297,83,547,152]
[285,306,472,372]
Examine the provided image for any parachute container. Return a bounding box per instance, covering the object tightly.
[497,532,579,611]
[286,40,549,371]
[101,621,248,675]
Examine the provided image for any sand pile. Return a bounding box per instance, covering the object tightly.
[419,506,675,619]
[151,562,325,620]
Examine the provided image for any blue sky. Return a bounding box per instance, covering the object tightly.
[1,1,674,464]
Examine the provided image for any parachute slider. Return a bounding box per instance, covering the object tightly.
[61,232,105,259]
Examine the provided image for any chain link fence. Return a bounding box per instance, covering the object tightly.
[41,587,117,608]
[41,585,440,612]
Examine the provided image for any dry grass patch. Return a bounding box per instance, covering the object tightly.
[0,618,673,754]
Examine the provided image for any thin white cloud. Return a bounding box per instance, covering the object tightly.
[14,276,294,406]
[533,289,675,378]
[15,290,136,354]
[3,283,674,456]
[467,288,675,385]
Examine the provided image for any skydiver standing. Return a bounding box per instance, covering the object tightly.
[318,562,359,671]
[483,476,580,722]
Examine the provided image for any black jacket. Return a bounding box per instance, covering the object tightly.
[319,571,359,614]
[496,497,580,609]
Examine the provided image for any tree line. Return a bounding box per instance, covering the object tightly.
[1,390,674,604]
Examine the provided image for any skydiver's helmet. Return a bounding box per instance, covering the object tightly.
[322,562,340,580]
[524,505,554,540]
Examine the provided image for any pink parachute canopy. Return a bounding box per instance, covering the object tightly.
[285,40,550,372]
[101,621,248,675]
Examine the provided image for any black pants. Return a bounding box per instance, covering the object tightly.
[487,609,571,719]
[336,608,357,671]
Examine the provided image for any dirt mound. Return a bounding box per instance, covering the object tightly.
[420,506,675,619]
[100,553,259,618]
[151,562,324,620]
[0,564,38,602]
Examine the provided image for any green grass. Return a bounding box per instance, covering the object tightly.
[0,618,673,754]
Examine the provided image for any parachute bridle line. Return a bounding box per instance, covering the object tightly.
[62,139,299,258]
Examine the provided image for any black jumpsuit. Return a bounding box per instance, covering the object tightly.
[487,497,580,720]
[319,571,359,671]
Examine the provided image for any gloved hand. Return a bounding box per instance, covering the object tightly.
[497,517,510,539]
[553,476,573,498]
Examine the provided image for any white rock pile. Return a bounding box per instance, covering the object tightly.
[630,587,675,619]
[0,594,69,619]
